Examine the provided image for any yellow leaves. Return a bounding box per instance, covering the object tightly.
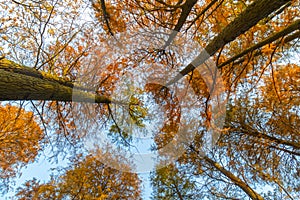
[261,43,277,54]
[48,28,55,36]
[0,104,43,179]
[1,35,8,41]
[43,2,54,12]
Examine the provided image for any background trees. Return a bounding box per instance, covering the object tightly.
[0,0,299,199]
[16,151,142,200]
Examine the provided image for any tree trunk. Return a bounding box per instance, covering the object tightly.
[0,58,111,103]
[218,19,300,68]
[203,156,264,200]
[162,0,198,48]
[189,145,264,200]
[167,0,291,86]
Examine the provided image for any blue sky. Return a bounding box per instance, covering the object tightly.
[3,143,153,199]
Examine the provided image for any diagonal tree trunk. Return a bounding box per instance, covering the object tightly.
[217,19,300,68]
[222,30,300,67]
[162,0,198,49]
[237,126,300,149]
[0,1,292,103]
[190,145,264,200]
[203,155,264,200]
[166,0,291,86]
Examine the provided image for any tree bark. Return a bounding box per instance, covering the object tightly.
[217,19,300,68]
[0,59,111,103]
[166,0,291,86]
[203,156,264,200]
[162,0,198,49]
[223,30,300,67]
[189,145,264,200]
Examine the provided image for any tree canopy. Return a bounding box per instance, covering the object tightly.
[0,0,299,199]
[16,150,142,200]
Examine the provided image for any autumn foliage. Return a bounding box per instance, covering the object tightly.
[0,104,43,191]
[16,152,141,200]
[0,0,299,199]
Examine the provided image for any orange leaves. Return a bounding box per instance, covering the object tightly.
[261,63,300,107]
[0,104,43,179]
[188,70,210,99]
[65,45,74,53]
[45,41,90,79]
[77,45,84,52]
[145,83,181,148]
[105,2,127,33]
[96,58,129,96]
[261,43,277,55]
[92,0,127,35]
[1,0,299,198]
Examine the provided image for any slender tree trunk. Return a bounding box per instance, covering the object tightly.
[223,30,300,67]
[203,156,264,200]
[172,182,185,200]
[218,19,300,68]
[238,126,300,149]
[162,0,198,48]
[167,0,291,86]
[189,145,264,200]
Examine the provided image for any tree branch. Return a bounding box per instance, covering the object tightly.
[217,19,300,68]
[166,0,291,86]
[238,126,300,150]
[187,0,219,31]
[100,0,114,36]
[228,30,300,66]
[190,145,264,200]
[162,0,198,49]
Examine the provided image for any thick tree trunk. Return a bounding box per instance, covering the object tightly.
[167,0,291,86]
[0,59,111,103]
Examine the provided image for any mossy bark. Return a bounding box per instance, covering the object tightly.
[0,59,111,103]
